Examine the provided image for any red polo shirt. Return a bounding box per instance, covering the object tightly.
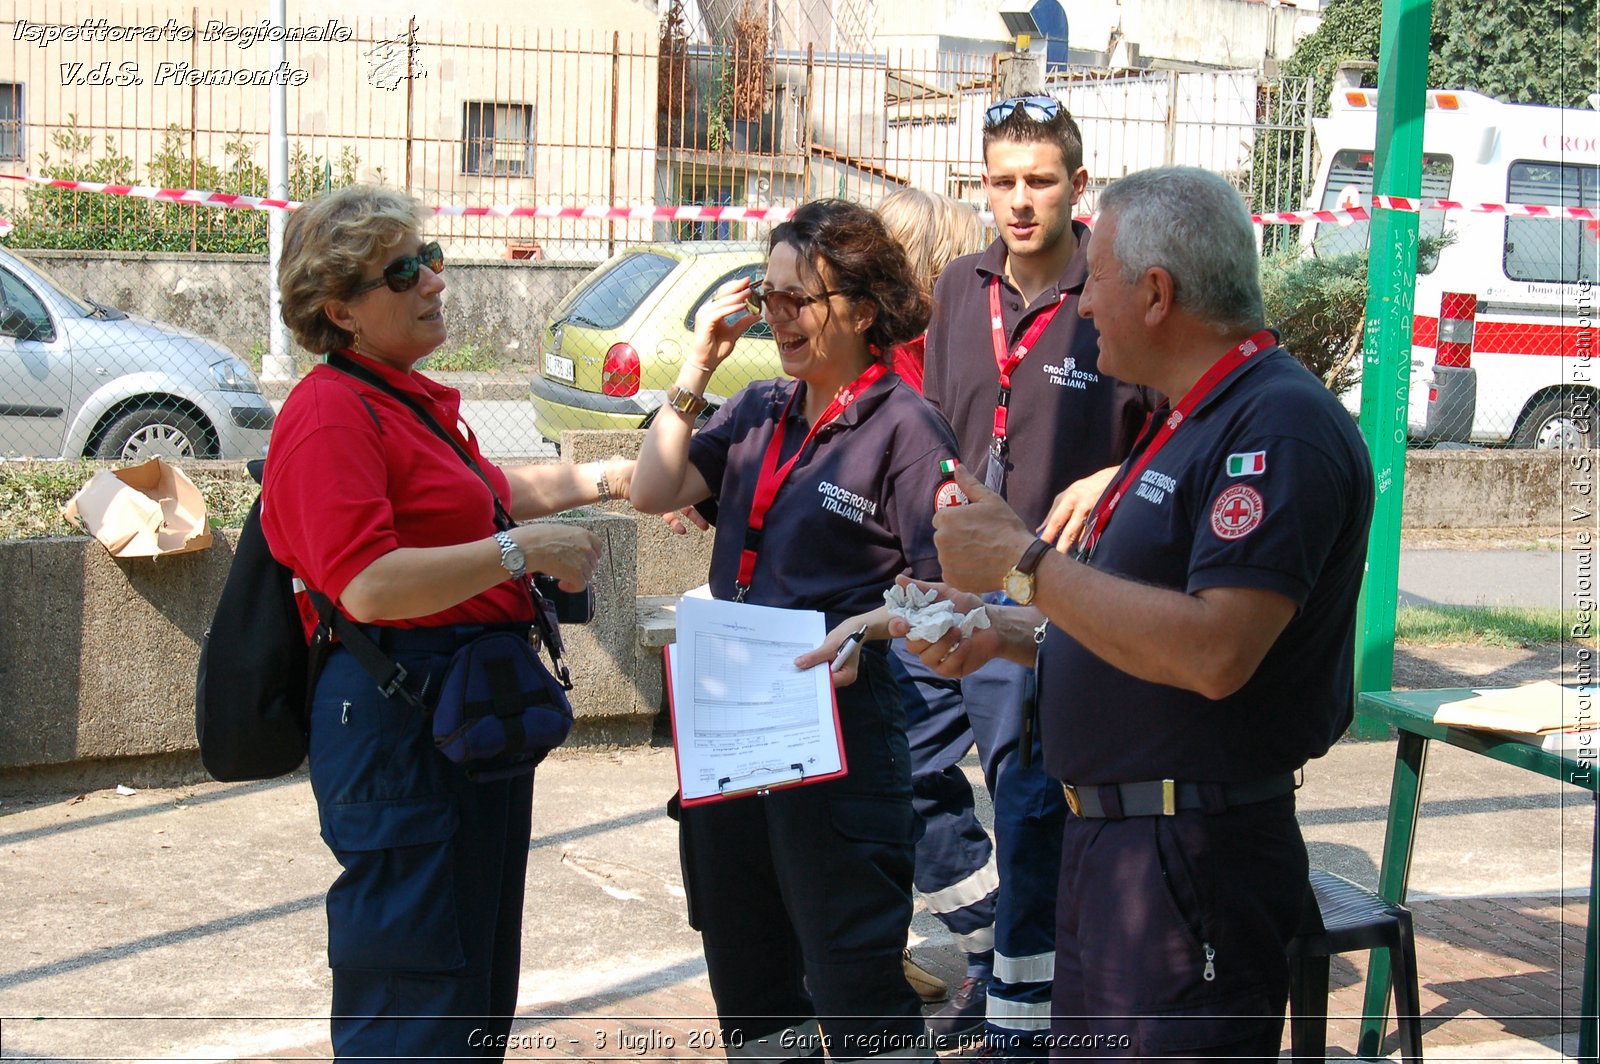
[261,349,532,636]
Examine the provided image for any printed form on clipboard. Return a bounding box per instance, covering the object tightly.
[665,594,848,805]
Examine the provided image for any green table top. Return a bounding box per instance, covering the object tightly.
[1359,687,1600,793]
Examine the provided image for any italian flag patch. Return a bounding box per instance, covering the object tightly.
[1226,451,1266,477]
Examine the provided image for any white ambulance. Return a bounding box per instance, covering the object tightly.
[1305,88,1600,447]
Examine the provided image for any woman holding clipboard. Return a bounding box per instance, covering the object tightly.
[631,199,957,1061]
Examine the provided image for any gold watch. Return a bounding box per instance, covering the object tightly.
[665,384,709,418]
[1003,538,1052,605]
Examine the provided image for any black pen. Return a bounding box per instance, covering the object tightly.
[830,626,870,672]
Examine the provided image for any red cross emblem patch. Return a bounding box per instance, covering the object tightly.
[1210,484,1265,540]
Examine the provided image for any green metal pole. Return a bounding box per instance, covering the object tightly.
[1352,0,1432,742]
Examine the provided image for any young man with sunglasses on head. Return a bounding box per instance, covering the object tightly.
[899,96,1156,1061]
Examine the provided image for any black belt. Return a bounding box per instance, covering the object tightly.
[1062,773,1297,818]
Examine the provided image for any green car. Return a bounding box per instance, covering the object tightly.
[530,242,777,443]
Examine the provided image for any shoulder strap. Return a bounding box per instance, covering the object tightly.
[325,352,570,683]
[327,352,513,530]
[253,393,422,710]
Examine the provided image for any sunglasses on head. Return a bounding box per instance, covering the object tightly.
[745,282,847,321]
[352,240,444,295]
[983,95,1062,128]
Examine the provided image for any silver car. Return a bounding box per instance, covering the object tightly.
[0,247,274,460]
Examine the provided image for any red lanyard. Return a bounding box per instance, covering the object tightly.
[1077,330,1276,561]
[735,362,889,599]
[988,277,1066,443]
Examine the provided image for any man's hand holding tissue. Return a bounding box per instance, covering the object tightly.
[886,577,1044,679]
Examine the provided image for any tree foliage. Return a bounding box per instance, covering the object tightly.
[1432,0,1598,109]
[1286,0,1597,109]
[1261,234,1449,393]
[1260,247,1370,394]
[1281,0,1384,96]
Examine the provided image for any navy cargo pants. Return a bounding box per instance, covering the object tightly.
[674,646,930,1062]
[308,632,535,1061]
[1051,794,1311,1061]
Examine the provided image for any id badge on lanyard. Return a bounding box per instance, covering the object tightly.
[734,363,889,600]
[985,277,1065,496]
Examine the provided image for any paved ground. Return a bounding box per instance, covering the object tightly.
[1,723,1592,1062]
[1398,548,1571,610]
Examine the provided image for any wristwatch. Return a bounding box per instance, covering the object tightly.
[593,461,613,502]
[1003,538,1052,606]
[494,531,526,579]
[665,384,709,418]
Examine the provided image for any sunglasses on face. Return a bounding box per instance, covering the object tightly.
[745,282,846,321]
[352,241,444,295]
[983,95,1062,127]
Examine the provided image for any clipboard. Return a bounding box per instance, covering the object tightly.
[665,642,849,806]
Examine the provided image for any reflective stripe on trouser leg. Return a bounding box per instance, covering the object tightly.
[994,949,1055,986]
[988,949,1056,1036]
[985,993,1053,1032]
[726,1018,823,1060]
[952,924,995,954]
[923,852,999,916]
[965,657,1064,1045]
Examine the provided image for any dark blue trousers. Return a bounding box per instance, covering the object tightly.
[892,641,1064,1043]
[308,636,535,1061]
[675,647,928,1061]
[1051,796,1309,1061]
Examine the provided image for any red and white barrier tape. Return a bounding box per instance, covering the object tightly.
[2,171,1597,227]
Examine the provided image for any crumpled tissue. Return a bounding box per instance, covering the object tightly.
[883,583,991,643]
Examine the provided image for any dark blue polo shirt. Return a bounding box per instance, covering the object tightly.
[689,373,960,621]
[1039,346,1374,785]
[922,227,1159,529]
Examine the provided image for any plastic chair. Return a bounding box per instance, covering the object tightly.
[1287,868,1424,1062]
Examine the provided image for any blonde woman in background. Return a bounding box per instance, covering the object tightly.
[876,188,986,394]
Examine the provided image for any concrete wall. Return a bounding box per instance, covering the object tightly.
[563,429,715,597]
[19,249,599,364]
[0,510,653,781]
[1401,450,1573,529]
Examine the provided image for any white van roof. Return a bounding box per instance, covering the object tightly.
[1314,89,1600,176]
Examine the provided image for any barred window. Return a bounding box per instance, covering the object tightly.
[1313,149,1453,273]
[0,83,22,162]
[673,175,743,240]
[1505,160,1600,284]
[463,102,534,177]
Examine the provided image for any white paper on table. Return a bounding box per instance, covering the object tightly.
[667,595,846,804]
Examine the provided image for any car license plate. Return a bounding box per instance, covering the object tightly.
[544,352,575,382]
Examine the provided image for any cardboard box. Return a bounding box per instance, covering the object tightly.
[62,458,214,558]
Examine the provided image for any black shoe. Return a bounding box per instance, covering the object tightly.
[928,977,988,1049]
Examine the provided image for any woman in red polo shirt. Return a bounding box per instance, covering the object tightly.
[263,185,617,1061]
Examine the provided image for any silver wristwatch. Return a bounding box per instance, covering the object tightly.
[494,530,526,579]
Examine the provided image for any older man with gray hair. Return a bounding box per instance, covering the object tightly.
[897,166,1374,1059]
